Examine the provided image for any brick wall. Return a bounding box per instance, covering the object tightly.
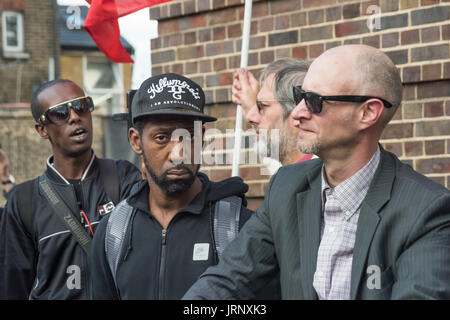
[0,0,58,104]
[149,0,450,209]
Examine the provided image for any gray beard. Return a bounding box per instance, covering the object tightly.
[254,131,285,164]
[296,138,320,155]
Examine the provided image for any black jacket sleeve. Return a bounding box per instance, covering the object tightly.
[0,191,37,299]
[89,215,120,300]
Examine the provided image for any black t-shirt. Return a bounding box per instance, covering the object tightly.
[67,179,84,211]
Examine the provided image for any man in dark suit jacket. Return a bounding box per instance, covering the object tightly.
[183,44,450,300]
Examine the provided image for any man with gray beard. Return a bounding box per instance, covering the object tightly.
[232,58,313,174]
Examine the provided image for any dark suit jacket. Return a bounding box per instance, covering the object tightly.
[184,148,450,299]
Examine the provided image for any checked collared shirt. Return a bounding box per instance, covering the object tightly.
[313,147,380,300]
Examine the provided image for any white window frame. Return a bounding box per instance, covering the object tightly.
[82,54,124,115]
[2,11,24,52]
[82,54,124,94]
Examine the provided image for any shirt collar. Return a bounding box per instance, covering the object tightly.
[321,146,381,218]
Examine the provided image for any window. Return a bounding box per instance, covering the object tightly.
[85,56,121,90]
[2,11,24,52]
[83,55,124,115]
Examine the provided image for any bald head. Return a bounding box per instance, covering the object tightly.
[307,45,402,127]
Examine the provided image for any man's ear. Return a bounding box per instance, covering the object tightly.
[35,123,49,140]
[359,99,384,130]
[129,127,143,155]
[139,155,147,179]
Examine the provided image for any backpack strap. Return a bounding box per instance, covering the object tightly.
[105,199,134,284]
[105,193,241,286]
[213,196,242,258]
[16,179,38,240]
[38,174,92,255]
[12,158,119,247]
[97,158,120,205]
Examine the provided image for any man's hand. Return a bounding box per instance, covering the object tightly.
[231,68,259,117]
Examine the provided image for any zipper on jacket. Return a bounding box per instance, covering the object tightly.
[158,229,167,299]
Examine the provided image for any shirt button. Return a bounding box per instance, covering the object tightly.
[329,226,335,233]
[345,211,351,217]
[317,271,324,277]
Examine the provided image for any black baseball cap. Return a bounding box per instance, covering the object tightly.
[131,73,216,124]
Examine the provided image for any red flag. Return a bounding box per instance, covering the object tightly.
[84,0,172,63]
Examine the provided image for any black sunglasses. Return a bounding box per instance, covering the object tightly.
[39,96,94,125]
[292,86,392,114]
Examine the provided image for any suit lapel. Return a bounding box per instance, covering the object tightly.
[350,203,380,299]
[350,148,395,299]
[297,165,322,299]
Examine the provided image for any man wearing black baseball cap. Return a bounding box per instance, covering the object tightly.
[89,73,265,299]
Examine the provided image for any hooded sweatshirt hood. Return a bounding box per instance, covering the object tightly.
[199,172,249,206]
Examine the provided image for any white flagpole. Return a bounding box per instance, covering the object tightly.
[231,0,252,177]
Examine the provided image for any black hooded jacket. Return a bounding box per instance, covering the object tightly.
[90,172,255,300]
[0,154,141,300]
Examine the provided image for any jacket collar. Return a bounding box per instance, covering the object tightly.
[296,160,323,299]
[128,173,212,216]
[45,150,96,185]
[350,146,395,298]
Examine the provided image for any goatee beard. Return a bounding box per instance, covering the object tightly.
[143,153,199,194]
[296,138,320,155]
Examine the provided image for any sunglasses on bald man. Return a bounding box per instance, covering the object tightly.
[39,96,94,125]
[292,86,392,114]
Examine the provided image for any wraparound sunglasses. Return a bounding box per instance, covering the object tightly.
[39,96,94,125]
[293,86,392,114]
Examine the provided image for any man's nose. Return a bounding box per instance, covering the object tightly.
[291,99,311,121]
[245,104,261,125]
[67,107,81,123]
